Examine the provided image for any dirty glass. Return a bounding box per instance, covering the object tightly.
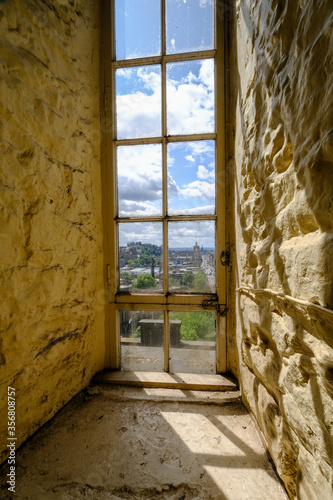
[117,144,162,218]
[116,65,161,139]
[120,310,164,371]
[118,222,163,293]
[167,140,215,215]
[166,0,214,55]
[115,0,161,60]
[168,220,215,293]
[166,59,215,135]
[168,311,216,374]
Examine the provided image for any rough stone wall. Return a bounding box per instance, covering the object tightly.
[232,0,333,498]
[0,0,105,464]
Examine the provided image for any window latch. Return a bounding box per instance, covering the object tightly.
[202,298,228,316]
[220,250,230,267]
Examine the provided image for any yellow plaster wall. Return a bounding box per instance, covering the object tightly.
[231,1,333,497]
[0,0,105,464]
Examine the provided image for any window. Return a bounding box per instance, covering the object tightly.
[102,0,226,374]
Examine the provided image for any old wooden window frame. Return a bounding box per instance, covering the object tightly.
[101,0,227,373]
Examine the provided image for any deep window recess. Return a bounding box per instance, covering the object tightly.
[103,0,227,374]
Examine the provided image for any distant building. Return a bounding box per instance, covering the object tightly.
[193,241,201,267]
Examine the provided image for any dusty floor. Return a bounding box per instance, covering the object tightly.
[0,386,287,500]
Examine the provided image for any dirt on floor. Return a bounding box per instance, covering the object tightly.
[0,385,287,499]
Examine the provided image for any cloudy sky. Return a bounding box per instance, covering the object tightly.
[119,220,215,249]
[115,0,215,249]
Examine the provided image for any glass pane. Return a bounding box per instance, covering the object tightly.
[168,221,215,293]
[166,0,214,55]
[167,60,214,135]
[119,222,163,293]
[118,144,162,217]
[120,310,164,371]
[169,311,216,374]
[168,141,215,215]
[116,65,161,139]
[115,0,161,60]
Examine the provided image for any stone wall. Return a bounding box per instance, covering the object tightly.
[0,0,105,464]
[231,0,333,497]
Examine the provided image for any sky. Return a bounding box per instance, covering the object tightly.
[119,220,215,249]
[115,0,215,249]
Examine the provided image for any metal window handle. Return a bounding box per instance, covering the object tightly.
[220,250,230,267]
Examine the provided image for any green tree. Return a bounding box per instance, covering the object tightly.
[120,272,133,284]
[169,311,215,341]
[181,270,194,288]
[128,259,138,268]
[133,273,156,289]
[192,269,210,292]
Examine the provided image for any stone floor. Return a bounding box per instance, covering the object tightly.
[0,385,288,500]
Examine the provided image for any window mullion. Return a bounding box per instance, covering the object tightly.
[161,0,169,372]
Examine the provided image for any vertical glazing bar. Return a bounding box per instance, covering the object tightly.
[164,309,170,373]
[215,0,227,373]
[109,0,120,369]
[161,0,169,372]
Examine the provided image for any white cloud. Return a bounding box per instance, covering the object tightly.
[168,205,214,215]
[116,68,134,79]
[181,180,215,201]
[185,155,195,162]
[168,220,215,248]
[117,145,162,216]
[117,60,214,139]
[117,92,161,139]
[197,165,214,180]
[119,200,161,217]
[119,222,163,247]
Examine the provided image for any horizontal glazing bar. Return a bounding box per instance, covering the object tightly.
[114,133,216,147]
[115,303,218,312]
[115,294,217,306]
[114,137,163,146]
[113,50,216,68]
[115,214,217,223]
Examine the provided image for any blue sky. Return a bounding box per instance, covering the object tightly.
[116,0,215,249]
[115,0,214,60]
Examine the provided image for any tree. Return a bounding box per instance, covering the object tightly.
[181,270,194,288]
[133,273,156,289]
[169,311,215,341]
[120,272,133,285]
[192,269,210,292]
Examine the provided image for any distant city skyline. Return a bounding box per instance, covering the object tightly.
[118,221,215,248]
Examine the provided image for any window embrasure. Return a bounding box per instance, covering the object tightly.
[103,0,226,374]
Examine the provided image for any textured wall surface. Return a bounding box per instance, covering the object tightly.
[0,0,105,464]
[232,0,333,498]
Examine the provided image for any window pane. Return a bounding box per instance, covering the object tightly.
[167,60,214,135]
[166,0,214,55]
[116,65,161,139]
[168,221,215,293]
[115,0,161,60]
[118,144,162,217]
[120,310,164,371]
[168,141,215,215]
[169,311,216,374]
[119,222,163,293]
